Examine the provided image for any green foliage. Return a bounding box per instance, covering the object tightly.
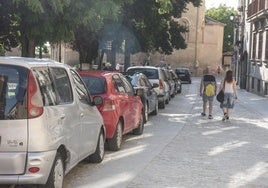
[113,0,201,55]
[1,0,202,63]
[0,0,19,52]
[206,5,238,52]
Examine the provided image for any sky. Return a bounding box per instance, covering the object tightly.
[205,0,238,9]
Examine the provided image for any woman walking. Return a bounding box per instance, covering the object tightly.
[220,70,238,121]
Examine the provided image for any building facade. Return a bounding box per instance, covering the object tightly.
[134,3,225,76]
[243,0,268,96]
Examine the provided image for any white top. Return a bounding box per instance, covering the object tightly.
[221,80,237,97]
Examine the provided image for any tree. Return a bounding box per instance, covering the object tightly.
[206,5,238,52]
[0,0,19,55]
[1,0,77,57]
[71,0,126,66]
[72,0,202,69]
[116,0,202,70]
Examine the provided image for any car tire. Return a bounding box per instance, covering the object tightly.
[107,120,123,151]
[159,100,165,109]
[88,130,105,163]
[41,152,64,188]
[143,102,149,123]
[133,113,144,135]
[151,101,158,115]
[165,97,169,104]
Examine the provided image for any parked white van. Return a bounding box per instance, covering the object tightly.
[0,57,105,188]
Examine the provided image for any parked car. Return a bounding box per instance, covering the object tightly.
[169,69,182,94]
[175,67,192,84]
[126,66,170,109]
[125,72,159,122]
[78,70,144,151]
[162,68,176,98]
[0,57,105,188]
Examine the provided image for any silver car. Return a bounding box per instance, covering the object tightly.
[0,57,105,188]
[126,66,170,109]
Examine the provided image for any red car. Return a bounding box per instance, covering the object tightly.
[78,70,144,151]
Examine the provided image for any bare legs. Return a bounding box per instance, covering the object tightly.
[203,102,213,115]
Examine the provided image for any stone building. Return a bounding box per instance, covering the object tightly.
[244,0,268,97]
[130,2,225,76]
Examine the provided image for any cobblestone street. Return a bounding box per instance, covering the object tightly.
[127,78,268,188]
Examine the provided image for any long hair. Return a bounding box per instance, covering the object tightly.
[225,70,233,83]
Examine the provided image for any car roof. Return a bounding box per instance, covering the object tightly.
[176,67,189,70]
[0,56,65,69]
[78,70,119,78]
[127,66,160,70]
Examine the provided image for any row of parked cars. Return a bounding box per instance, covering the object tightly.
[0,57,188,188]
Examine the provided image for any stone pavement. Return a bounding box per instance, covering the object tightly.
[127,86,268,188]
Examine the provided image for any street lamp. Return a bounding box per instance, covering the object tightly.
[229,13,239,83]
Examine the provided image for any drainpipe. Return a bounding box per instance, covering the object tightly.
[194,7,199,75]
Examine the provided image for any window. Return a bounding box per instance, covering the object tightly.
[265,83,268,95]
[70,70,90,103]
[0,65,28,120]
[120,75,134,94]
[258,32,263,59]
[252,77,255,89]
[33,67,57,106]
[127,68,159,79]
[257,79,261,92]
[265,32,268,60]
[50,67,73,104]
[81,76,106,95]
[252,33,257,59]
[113,74,126,93]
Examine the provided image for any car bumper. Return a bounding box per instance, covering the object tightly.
[0,150,56,185]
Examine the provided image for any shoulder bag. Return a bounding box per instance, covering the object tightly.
[216,81,225,103]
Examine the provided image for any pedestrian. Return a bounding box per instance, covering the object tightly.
[103,62,115,71]
[220,70,238,121]
[216,65,221,76]
[200,67,217,119]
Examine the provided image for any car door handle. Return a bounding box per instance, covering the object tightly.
[58,115,65,125]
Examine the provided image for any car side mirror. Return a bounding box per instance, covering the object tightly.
[92,96,103,106]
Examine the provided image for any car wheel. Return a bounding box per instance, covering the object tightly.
[42,152,64,188]
[143,102,149,123]
[165,97,169,104]
[159,100,165,109]
[88,130,105,163]
[133,112,144,135]
[151,101,158,115]
[107,120,123,151]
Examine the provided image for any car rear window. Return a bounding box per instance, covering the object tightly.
[0,65,28,120]
[176,69,188,74]
[81,76,106,95]
[127,68,158,79]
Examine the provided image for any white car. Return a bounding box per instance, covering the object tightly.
[0,57,105,188]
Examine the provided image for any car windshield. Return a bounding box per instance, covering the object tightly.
[127,68,158,79]
[81,75,106,95]
[176,69,188,74]
[0,64,28,120]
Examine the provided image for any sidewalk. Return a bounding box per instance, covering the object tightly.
[128,87,268,188]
